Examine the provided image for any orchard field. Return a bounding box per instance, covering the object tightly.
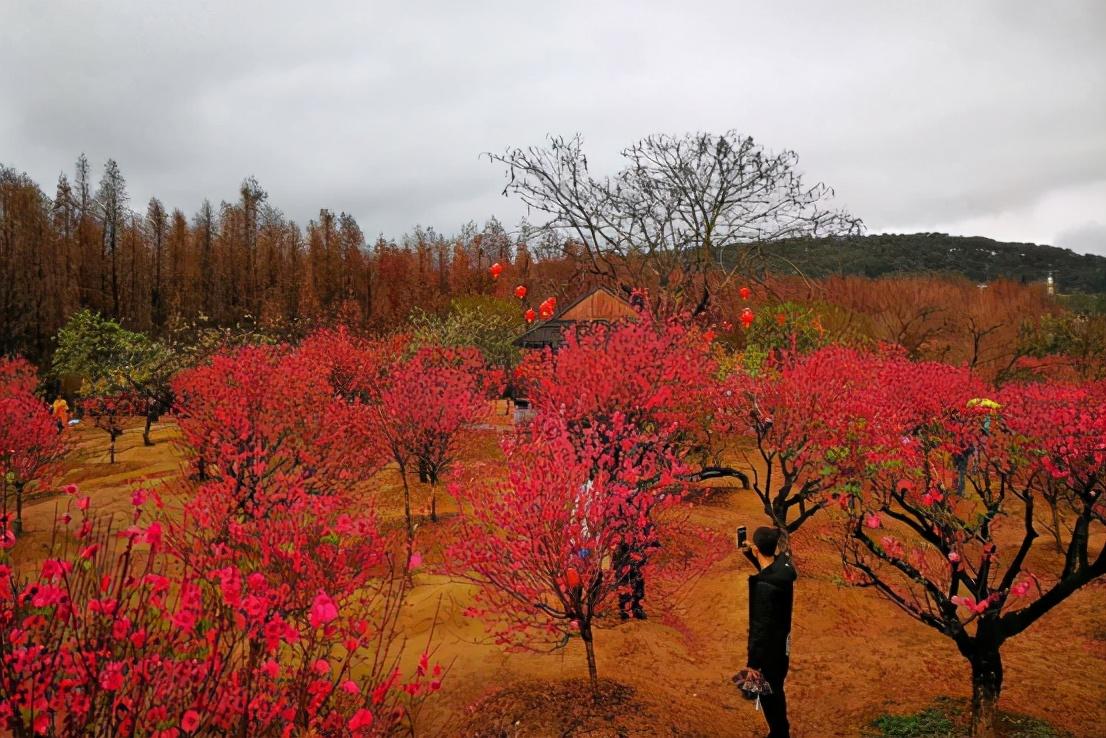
[8,408,1106,737]
[2,309,1105,738]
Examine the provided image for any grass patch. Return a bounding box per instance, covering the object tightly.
[870,707,955,737]
[866,698,1070,738]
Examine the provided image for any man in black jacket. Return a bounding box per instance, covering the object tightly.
[743,526,796,738]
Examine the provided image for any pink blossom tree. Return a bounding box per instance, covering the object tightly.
[447,414,717,700]
[837,368,1106,738]
[718,346,922,534]
[0,357,67,537]
[1,482,442,737]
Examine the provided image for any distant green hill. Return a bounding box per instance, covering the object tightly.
[755,233,1106,293]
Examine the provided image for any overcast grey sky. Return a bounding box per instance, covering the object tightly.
[3,1,1105,255]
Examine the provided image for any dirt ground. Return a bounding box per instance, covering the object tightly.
[9,414,1106,737]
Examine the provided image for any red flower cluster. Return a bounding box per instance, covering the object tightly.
[0,358,67,538]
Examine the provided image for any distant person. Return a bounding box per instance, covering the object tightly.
[740,526,796,738]
[51,396,70,432]
[615,513,664,621]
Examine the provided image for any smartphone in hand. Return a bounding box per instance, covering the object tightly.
[736,525,747,548]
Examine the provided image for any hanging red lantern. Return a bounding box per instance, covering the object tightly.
[565,567,581,589]
[740,307,755,329]
[489,262,503,279]
[739,286,751,301]
[514,284,527,299]
[524,308,536,323]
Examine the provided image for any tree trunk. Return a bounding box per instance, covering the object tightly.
[109,432,118,464]
[580,621,600,702]
[1048,499,1063,553]
[969,647,1003,738]
[13,482,24,537]
[399,465,413,543]
[143,412,155,446]
[429,481,437,523]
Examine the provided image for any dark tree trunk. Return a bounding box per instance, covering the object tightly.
[969,645,1003,738]
[143,411,155,446]
[13,482,25,537]
[109,430,119,464]
[428,470,439,522]
[1048,499,1064,553]
[580,620,599,701]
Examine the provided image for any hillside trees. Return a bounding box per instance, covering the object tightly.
[0,166,76,359]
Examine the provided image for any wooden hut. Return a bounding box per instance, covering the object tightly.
[510,287,637,422]
[513,287,638,351]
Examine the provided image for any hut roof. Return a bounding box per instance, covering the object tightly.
[512,287,636,350]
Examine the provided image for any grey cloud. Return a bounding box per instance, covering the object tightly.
[2,0,1104,253]
[1056,222,1106,257]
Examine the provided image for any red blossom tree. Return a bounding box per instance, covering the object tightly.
[172,343,381,504]
[515,312,738,485]
[446,415,715,700]
[719,346,920,535]
[837,368,1106,738]
[0,358,67,537]
[0,482,442,737]
[313,333,503,539]
[370,344,502,524]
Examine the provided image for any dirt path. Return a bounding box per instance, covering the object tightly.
[11,419,1106,736]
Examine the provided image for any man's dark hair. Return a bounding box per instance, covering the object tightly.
[753,527,781,557]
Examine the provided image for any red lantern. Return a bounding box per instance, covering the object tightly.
[489,262,503,279]
[524,308,536,323]
[739,286,751,301]
[514,285,527,299]
[740,307,755,329]
[565,567,581,589]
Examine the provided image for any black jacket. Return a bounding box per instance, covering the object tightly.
[747,554,796,673]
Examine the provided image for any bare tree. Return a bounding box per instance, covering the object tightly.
[489,132,862,309]
[146,197,168,330]
[96,159,128,316]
